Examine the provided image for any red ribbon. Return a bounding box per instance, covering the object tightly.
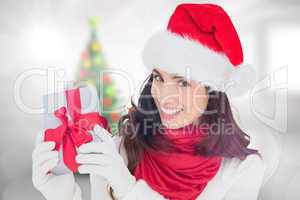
[44,88,110,172]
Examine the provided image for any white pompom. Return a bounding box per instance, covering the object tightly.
[225,64,257,97]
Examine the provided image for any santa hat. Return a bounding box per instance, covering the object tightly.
[142,3,256,97]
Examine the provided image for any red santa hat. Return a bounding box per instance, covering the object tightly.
[142,3,256,97]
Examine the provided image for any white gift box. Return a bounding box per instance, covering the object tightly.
[43,85,106,175]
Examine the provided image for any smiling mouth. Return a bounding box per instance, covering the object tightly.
[159,106,183,121]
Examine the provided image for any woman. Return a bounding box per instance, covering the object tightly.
[32,3,265,200]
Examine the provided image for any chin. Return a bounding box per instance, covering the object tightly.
[162,120,187,129]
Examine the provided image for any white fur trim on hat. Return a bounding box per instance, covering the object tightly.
[141,30,256,97]
[226,63,257,97]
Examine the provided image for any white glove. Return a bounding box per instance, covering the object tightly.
[32,131,82,200]
[76,124,136,199]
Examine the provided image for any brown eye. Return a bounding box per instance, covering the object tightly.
[178,80,190,87]
[153,74,163,82]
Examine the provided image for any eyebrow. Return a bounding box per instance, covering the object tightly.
[152,69,185,80]
[172,75,185,79]
[152,69,162,76]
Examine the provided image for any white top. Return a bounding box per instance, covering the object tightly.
[88,135,266,200]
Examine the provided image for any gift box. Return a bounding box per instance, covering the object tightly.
[43,85,111,175]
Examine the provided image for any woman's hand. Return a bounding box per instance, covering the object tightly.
[76,124,136,199]
[32,131,82,200]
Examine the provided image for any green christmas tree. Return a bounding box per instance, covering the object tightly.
[75,17,122,134]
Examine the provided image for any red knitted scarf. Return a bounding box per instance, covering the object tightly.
[133,123,222,200]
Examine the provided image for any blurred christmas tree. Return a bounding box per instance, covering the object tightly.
[75,17,123,134]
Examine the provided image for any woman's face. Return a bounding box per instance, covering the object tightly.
[151,68,209,129]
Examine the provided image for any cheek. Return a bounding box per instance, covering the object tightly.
[193,90,208,114]
[151,83,159,101]
[180,89,194,111]
[181,88,208,115]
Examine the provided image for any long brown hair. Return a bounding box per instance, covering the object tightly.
[117,73,260,174]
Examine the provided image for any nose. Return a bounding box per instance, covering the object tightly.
[157,83,180,108]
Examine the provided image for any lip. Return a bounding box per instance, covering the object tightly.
[159,107,183,121]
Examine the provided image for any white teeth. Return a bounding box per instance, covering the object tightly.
[161,107,182,115]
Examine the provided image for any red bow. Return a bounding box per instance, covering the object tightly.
[44,88,110,172]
